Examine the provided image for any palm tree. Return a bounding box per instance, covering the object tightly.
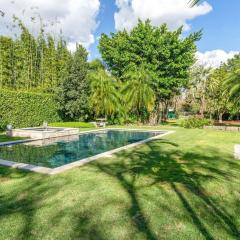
[89,69,120,118]
[189,0,206,7]
[225,67,240,105]
[122,66,155,120]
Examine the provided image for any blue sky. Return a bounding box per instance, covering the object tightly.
[1,0,239,67]
[189,0,240,52]
[89,0,240,65]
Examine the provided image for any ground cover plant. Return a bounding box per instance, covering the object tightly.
[0,127,239,240]
[180,117,212,128]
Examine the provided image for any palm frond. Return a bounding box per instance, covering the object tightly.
[189,0,201,7]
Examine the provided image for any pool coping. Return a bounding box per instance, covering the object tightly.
[0,128,174,175]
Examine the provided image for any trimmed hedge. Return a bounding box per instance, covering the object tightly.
[49,122,96,128]
[0,89,60,129]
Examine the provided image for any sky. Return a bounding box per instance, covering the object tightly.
[0,0,240,67]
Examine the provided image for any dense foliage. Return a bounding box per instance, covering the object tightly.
[186,66,211,117]
[206,66,233,122]
[225,54,240,105]
[122,65,155,121]
[0,89,60,129]
[184,53,240,122]
[0,15,239,126]
[180,117,211,128]
[0,16,91,122]
[56,45,90,121]
[0,18,71,92]
[99,20,201,122]
[89,69,120,118]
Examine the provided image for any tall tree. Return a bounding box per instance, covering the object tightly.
[56,38,71,87]
[16,19,38,90]
[57,44,90,120]
[188,65,212,117]
[41,35,58,92]
[206,66,232,123]
[0,36,14,88]
[99,20,201,122]
[0,15,76,94]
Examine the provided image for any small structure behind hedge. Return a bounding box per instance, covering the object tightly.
[0,89,60,129]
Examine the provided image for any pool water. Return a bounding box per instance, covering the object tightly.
[0,130,164,168]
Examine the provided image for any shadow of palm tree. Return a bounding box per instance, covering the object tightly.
[0,169,70,240]
[91,138,240,239]
[1,136,239,239]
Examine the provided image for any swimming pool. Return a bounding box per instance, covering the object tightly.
[0,129,172,174]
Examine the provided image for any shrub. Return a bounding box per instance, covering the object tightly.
[49,122,96,128]
[0,89,60,129]
[180,117,212,129]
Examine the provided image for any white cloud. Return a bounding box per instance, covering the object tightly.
[196,50,239,68]
[114,0,212,31]
[0,0,100,49]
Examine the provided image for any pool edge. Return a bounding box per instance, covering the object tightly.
[0,129,175,175]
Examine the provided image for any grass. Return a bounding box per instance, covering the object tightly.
[49,122,96,129]
[0,126,240,240]
[0,133,25,143]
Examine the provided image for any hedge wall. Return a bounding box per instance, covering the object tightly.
[0,89,60,129]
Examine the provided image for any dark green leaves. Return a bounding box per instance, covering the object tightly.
[99,20,200,103]
[0,89,60,129]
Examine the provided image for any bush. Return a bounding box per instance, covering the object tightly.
[49,122,96,128]
[180,117,212,129]
[0,89,60,129]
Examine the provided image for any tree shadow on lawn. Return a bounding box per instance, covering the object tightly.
[0,168,73,240]
[0,166,111,240]
[0,138,240,240]
[91,139,240,240]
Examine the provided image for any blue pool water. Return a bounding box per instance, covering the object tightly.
[0,130,164,168]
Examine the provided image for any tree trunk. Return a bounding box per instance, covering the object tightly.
[150,101,161,125]
[162,101,169,122]
[149,112,158,125]
[200,96,205,118]
[219,112,223,123]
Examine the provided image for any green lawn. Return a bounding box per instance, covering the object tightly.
[49,122,96,129]
[0,127,240,240]
[0,133,25,143]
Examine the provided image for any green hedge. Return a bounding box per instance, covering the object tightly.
[49,122,96,128]
[0,89,60,129]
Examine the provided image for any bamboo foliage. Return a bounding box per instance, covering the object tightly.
[0,18,72,93]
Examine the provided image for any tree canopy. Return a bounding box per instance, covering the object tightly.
[0,17,71,93]
[99,20,201,122]
[57,45,90,121]
[206,66,233,122]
